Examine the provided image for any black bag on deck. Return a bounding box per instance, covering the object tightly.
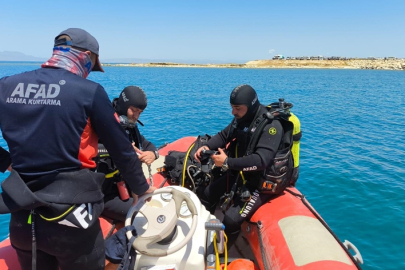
[164,135,213,190]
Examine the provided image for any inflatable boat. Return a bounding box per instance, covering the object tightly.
[0,136,363,270]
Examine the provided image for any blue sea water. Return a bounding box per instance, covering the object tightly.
[0,62,404,270]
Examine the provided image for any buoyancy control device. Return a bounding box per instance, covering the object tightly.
[270,98,301,186]
[250,98,301,194]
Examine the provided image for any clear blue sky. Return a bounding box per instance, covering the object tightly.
[1,0,404,63]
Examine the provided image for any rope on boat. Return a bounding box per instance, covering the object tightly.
[254,220,270,270]
[148,164,153,187]
[159,178,168,188]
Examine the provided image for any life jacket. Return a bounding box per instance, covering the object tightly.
[228,99,301,195]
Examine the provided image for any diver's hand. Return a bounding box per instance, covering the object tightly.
[211,148,227,167]
[194,146,209,162]
[132,186,157,205]
[133,145,155,165]
[143,186,157,203]
[145,185,157,193]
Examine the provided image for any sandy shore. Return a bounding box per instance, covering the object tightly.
[103,59,405,71]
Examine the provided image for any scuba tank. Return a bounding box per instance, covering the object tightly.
[289,111,301,185]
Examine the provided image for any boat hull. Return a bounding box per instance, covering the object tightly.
[0,136,360,270]
[241,187,358,270]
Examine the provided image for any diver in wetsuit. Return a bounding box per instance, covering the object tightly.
[194,84,284,247]
[98,86,159,222]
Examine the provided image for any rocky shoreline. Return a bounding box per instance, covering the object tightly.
[103,59,405,71]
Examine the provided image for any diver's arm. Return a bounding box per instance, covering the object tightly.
[205,123,232,150]
[140,134,157,152]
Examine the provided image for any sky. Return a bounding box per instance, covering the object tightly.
[1,0,404,63]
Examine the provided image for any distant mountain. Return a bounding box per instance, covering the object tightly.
[0,51,47,62]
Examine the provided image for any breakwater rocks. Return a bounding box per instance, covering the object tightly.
[103,59,405,70]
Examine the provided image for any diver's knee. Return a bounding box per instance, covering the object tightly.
[199,188,217,214]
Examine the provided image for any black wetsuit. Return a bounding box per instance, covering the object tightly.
[99,111,157,222]
[0,147,11,173]
[200,105,284,247]
[0,67,148,270]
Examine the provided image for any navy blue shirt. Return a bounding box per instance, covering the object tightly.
[0,68,149,195]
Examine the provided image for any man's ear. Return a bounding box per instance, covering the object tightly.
[85,51,97,69]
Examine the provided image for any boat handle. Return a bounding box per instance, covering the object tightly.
[343,240,364,264]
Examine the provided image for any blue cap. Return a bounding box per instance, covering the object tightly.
[54,28,104,72]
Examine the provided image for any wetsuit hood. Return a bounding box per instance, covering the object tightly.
[114,86,147,116]
[230,84,260,124]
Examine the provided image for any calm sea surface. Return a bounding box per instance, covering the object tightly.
[0,62,404,269]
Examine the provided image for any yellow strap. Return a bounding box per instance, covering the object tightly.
[239,171,247,185]
[224,233,228,270]
[213,232,220,270]
[239,201,248,214]
[182,142,195,187]
[213,232,228,270]
[39,204,76,221]
[105,170,119,179]
[235,144,247,185]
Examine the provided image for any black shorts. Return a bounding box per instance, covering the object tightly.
[9,210,105,270]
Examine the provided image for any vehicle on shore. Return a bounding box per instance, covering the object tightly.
[272,55,285,60]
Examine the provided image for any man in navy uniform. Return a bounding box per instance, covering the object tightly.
[0,28,155,270]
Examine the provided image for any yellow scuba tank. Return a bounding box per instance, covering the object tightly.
[289,112,301,185]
